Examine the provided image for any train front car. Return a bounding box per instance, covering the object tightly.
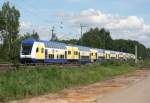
[20,39,45,63]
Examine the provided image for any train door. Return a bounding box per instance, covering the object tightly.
[105,54,107,60]
[79,52,81,59]
[109,54,110,60]
[45,49,48,59]
[65,51,67,59]
[95,53,97,60]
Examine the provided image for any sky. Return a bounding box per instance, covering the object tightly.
[0,0,150,47]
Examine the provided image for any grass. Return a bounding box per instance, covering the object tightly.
[135,59,150,69]
[0,62,136,102]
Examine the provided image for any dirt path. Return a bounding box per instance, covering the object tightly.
[92,70,150,103]
[10,69,150,103]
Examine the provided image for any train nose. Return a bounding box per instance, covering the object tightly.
[20,55,33,63]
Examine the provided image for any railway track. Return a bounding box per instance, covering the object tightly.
[0,63,82,71]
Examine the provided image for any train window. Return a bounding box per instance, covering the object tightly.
[96,53,97,56]
[90,53,92,56]
[49,54,54,59]
[74,51,78,55]
[60,55,64,59]
[22,45,32,55]
[41,48,44,53]
[36,47,39,53]
[68,51,71,55]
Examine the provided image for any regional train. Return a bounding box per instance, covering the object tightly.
[20,39,135,64]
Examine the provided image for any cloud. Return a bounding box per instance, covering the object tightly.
[55,8,150,47]
[20,21,74,40]
[20,21,32,31]
[20,21,50,40]
[20,8,150,47]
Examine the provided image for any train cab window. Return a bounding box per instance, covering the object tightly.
[22,45,33,55]
[41,48,44,53]
[36,47,39,53]
[68,51,71,55]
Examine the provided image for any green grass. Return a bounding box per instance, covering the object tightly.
[0,62,136,102]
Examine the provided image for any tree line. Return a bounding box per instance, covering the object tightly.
[59,28,149,59]
[0,1,149,63]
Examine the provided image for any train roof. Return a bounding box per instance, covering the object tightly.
[21,39,131,54]
[41,40,67,49]
[98,49,105,53]
[21,39,67,49]
[22,39,37,45]
[75,45,91,51]
[110,50,117,54]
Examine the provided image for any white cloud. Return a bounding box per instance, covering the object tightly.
[20,8,150,47]
[55,8,150,47]
[20,21,32,30]
[20,21,50,40]
[20,21,74,40]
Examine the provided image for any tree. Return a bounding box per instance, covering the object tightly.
[80,28,113,49]
[146,48,150,59]
[113,39,147,59]
[22,31,40,40]
[0,1,20,62]
[59,39,79,45]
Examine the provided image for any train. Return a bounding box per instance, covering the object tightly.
[20,39,135,64]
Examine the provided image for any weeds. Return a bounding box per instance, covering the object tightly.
[0,62,135,101]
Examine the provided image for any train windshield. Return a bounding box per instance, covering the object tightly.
[22,45,33,55]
